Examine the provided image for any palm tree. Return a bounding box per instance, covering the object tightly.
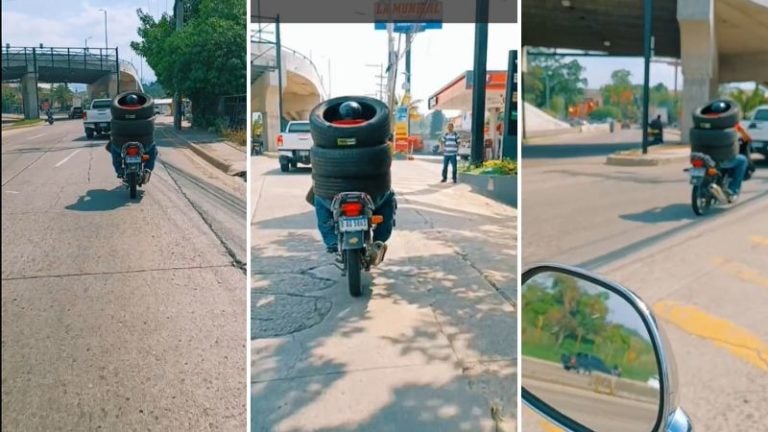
[730,84,766,117]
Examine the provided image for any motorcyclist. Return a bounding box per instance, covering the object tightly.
[106,94,158,182]
[308,100,396,265]
[703,101,748,201]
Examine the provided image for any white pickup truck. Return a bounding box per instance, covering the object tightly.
[743,105,768,158]
[83,98,112,139]
[277,120,313,172]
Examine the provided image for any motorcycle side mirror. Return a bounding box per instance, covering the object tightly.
[521,264,693,432]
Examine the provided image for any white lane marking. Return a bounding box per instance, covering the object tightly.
[55,149,83,167]
[5,191,20,194]
[28,133,46,139]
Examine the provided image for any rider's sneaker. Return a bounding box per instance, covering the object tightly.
[326,245,337,254]
[116,172,124,179]
[143,169,152,184]
[729,194,739,203]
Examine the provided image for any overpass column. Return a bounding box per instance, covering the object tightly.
[21,61,39,120]
[678,0,719,143]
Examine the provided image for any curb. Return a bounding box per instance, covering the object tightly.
[606,153,689,166]
[2,121,44,131]
[169,128,245,176]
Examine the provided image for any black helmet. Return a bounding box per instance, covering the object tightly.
[339,101,362,120]
[709,100,729,113]
[126,94,139,105]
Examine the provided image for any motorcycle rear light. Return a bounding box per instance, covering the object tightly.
[82,112,87,120]
[707,167,718,176]
[126,147,140,156]
[691,159,705,168]
[341,202,363,217]
[371,215,384,224]
[277,135,283,147]
[142,154,150,161]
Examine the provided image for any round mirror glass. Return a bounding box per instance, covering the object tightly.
[522,270,661,431]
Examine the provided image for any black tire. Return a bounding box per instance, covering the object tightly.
[346,249,362,297]
[691,184,712,216]
[111,91,155,121]
[312,172,391,200]
[692,99,740,129]
[86,129,94,139]
[311,143,392,178]
[690,128,738,163]
[280,162,290,172]
[127,172,138,199]
[310,96,390,149]
[111,117,155,136]
[111,134,154,149]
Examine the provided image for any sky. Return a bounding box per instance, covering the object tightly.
[1,0,169,85]
[269,23,517,115]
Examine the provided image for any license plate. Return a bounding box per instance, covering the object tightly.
[689,168,705,184]
[339,216,368,232]
[100,123,109,127]
[298,150,309,157]
[125,156,141,163]
[753,141,765,149]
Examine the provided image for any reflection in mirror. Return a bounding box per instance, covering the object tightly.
[522,271,661,432]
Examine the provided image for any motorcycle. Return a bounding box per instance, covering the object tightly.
[121,141,150,199]
[331,191,387,297]
[686,141,754,216]
[47,113,54,125]
[522,263,693,432]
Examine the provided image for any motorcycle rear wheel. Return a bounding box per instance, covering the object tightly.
[127,172,138,199]
[691,184,713,216]
[346,249,362,297]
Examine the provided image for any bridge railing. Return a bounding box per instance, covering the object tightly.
[2,46,120,73]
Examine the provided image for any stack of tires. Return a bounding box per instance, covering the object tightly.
[309,96,392,200]
[110,91,155,150]
[690,99,740,163]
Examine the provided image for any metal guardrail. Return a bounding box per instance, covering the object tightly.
[2,46,120,73]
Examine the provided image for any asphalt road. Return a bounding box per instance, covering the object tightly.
[522,131,768,431]
[2,120,246,430]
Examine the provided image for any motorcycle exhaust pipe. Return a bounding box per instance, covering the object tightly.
[708,183,729,204]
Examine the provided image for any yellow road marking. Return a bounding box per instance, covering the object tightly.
[653,301,768,372]
[711,257,768,289]
[538,419,565,432]
[751,236,768,247]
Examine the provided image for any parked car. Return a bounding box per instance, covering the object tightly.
[743,105,768,158]
[277,120,313,172]
[69,106,83,119]
[83,99,112,138]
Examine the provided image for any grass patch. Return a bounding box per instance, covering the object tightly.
[222,128,246,147]
[5,119,43,129]
[460,158,517,176]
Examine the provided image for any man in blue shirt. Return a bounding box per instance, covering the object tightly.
[440,123,460,183]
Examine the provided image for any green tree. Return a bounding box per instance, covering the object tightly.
[589,106,622,121]
[131,0,246,128]
[142,81,168,98]
[525,49,588,116]
[2,84,22,112]
[729,84,766,117]
[429,110,446,138]
[601,69,639,122]
[50,84,73,109]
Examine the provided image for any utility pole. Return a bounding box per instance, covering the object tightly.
[641,0,653,154]
[173,0,183,130]
[275,14,284,131]
[405,31,412,136]
[366,63,385,100]
[470,0,490,166]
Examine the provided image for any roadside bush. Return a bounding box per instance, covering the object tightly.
[223,128,246,147]
[589,106,622,122]
[461,159,517,176]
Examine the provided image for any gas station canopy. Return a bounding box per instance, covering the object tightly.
[428,70,507,111]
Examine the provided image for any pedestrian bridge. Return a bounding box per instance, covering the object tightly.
[252,41,326,150]
[522,0,768,141]
[1,46,142,119]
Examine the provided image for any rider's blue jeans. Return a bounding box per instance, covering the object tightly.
[314,191,396,249]
[110,143,158,175]
[722,154,748,195]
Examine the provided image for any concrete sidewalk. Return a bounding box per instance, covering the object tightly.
[251,157,517,432]
[159,119,246,176]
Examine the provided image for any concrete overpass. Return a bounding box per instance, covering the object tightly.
[522,0,768,141]
[1,46,143,119]
[252,41,326,150]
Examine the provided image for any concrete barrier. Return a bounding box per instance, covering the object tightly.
[458,172,517,207]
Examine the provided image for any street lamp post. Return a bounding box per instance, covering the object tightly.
[85,36,93,50]
[98,9,108,49]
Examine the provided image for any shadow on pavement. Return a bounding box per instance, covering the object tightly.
[251,202,516,430]
[546,168,681,185]
[263,167,312,176]
[2,142,105,155]
[619,204,698,224]
[65,187,143,211]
